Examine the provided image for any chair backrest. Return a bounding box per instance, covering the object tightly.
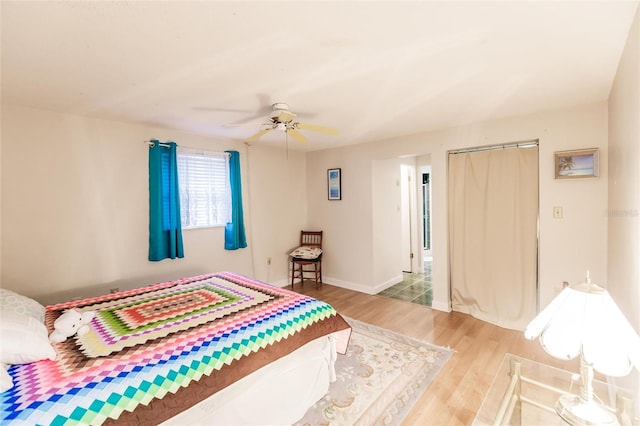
[300,231,322,248]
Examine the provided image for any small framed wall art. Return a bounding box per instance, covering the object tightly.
[554,148,599,179]
[327,168,341,200]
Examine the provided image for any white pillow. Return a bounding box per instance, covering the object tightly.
[289,246,323,260]
[0,288,45,323]
[0,310,57,365]
[0,364,12,393]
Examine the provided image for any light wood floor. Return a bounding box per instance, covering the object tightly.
[294,281,581,426]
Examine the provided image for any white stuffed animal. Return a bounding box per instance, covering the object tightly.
[49,309,96,343]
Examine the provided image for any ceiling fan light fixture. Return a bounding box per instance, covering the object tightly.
[242,102,339,145]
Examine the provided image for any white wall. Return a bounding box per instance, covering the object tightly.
[242,143,308,286]
[608,5,639,334]
[307,102,609,314]
[305,146,376,293]
[608,6,639,409]
[372,157,402,290]
[0,105,306,302]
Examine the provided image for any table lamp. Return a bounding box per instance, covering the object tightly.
[524,272,640,425]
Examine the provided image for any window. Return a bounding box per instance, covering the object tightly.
[177,147,231,229]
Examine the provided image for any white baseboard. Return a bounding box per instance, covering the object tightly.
[371,275,404,294]
[271,278,292,288]
[270,274,379,295]
[272,275,451,314]
[321,276,377,294]
[303,274,403,295]
[430,300,451,312]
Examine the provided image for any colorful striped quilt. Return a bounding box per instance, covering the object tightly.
[1,272,351,425]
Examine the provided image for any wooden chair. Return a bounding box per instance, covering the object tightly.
[290,231,323,289]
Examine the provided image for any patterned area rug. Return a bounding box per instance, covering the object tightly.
[296,318,453,426]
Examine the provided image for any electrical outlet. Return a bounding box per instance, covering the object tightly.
[553,206,563,219]
[267,257,272,265]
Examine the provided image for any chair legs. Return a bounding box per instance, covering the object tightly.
[311,262,321,288]
[290,259,322,289]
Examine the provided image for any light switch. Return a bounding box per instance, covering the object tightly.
[553,206,563,219]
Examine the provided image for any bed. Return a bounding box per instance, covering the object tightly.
[0,272,351,425]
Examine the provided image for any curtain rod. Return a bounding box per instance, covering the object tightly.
[449,139,539,155]
[144,140,171,148]
[144,140,230,156]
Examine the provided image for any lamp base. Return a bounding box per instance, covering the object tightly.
[556,394,619,426]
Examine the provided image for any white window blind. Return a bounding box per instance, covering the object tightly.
[177,147,231,229]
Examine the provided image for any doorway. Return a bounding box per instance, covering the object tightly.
[378,157,433,307]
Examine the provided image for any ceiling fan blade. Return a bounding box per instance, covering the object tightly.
[275,110,296,123]
[245,127,273,143]
[295,122,339,136]
[287,128,308,144]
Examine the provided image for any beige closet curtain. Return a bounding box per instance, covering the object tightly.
[448,146,538,330]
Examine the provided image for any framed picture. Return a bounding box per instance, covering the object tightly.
[327,168,341,200]
[554,148,599,179]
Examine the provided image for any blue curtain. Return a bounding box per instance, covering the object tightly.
[149,140,184,261]
[224,150,247,250]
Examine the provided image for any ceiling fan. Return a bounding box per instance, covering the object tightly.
[244,103,339,144]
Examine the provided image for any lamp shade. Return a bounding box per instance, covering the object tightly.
[525,275,640,377]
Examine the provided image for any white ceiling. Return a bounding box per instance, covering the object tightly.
[1,1,638,151]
